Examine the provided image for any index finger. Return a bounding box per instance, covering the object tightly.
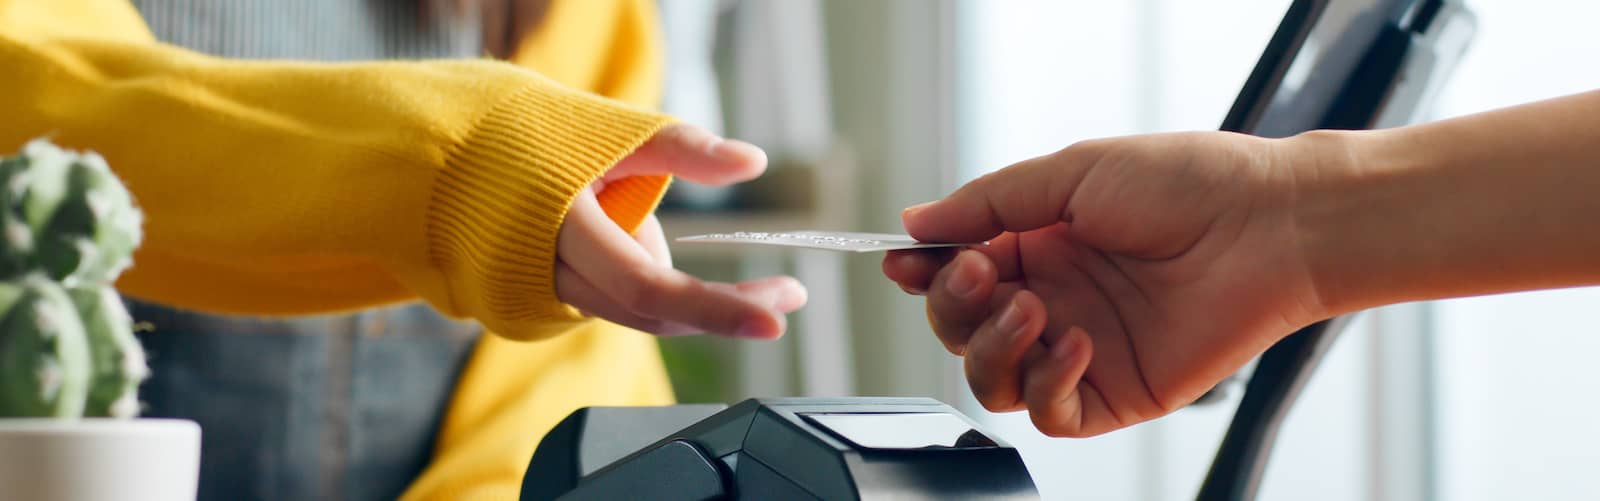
[924,250,1000,354]
[882,247,957,294]
[901,142,1102,243]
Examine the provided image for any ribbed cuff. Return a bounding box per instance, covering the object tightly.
[429,82,672,340]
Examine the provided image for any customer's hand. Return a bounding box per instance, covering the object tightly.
[557,124,807,339]
[883,131,1329,436]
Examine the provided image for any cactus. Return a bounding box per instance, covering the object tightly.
[0,139,146,419]
[14,140,143,287]
[72,286,147,418]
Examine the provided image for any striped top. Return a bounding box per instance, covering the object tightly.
[131,0,483,60]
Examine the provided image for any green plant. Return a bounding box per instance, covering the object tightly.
[0,139,146,418]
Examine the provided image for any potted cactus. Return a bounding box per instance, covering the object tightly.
[0,140,200,501]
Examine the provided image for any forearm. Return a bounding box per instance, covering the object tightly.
[2,29,670,338]
[1296,90,1600,316]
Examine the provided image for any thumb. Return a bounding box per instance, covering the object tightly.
[902,144,1099,243]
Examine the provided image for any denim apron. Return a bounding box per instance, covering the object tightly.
[127,1,486,499]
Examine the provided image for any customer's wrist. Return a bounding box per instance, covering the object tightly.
[1282,128,1398,318]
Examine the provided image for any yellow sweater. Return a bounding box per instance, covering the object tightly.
[0,0,677,498]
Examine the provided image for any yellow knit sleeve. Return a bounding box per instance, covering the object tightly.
[400,2,679,499]
[0,0,670,340]
[508,0,675,252]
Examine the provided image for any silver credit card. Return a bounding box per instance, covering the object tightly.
[674,231,982,253]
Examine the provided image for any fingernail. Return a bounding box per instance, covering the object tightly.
[702,134,727,155]
[946,256,980,299]
[995,298,1027,336]
[777,284,809,311]
[902,201,935,217]
[1055,327,1085,359]
[710,138,764,163]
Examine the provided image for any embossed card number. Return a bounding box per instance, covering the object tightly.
[674,231,982,253]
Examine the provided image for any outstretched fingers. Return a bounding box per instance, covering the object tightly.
[557,189,805,338]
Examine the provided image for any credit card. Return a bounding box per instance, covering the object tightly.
[674,231,982,253]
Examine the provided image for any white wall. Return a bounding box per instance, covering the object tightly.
[1433,291,1600,501]
[960,0,1283,180]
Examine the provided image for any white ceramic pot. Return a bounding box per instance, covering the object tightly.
[0,418,200,501]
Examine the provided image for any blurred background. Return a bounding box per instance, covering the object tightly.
[653,0,1600,499]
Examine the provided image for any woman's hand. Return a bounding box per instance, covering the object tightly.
[556,124,807,339]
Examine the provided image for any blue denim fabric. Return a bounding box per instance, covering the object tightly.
[131,301,481,501]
